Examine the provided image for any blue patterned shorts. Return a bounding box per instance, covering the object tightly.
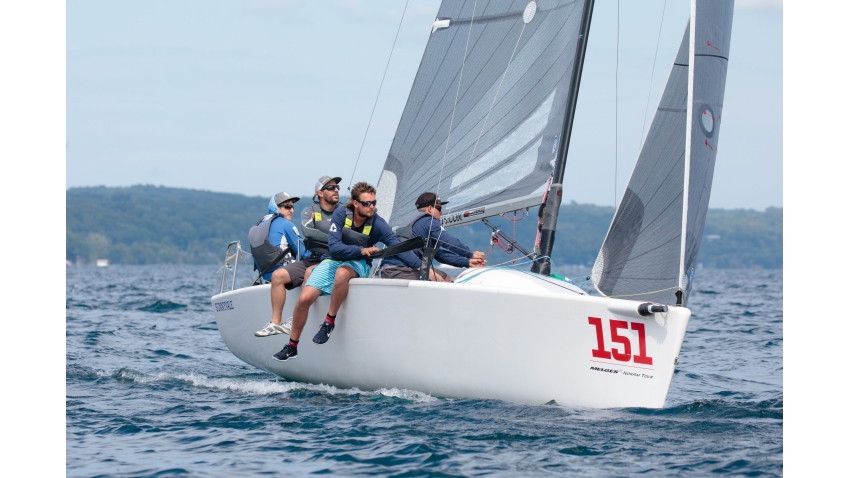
[304,259,370,296]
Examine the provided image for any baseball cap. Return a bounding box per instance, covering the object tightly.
[415,192,449,209]
[315,175,343,192]
[274,192,300,205]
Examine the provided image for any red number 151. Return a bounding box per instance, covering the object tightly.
[588,317,653,365]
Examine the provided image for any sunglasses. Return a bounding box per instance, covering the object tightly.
[357,200,377,207]
[321,184,340,191]
[434,204,442,211]
[278,204,294,210]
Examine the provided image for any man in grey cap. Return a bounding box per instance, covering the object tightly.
[253,191,311,337]
[254,176,343,337]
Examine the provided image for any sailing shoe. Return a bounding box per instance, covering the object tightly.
[255,321,286,337]
[281,318,293,335]
[312,321,335,345]
[272,344,298,361]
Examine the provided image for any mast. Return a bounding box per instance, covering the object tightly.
[531,0,595,275]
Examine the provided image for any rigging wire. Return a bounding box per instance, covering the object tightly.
[435,0,478,198]
[638,0,667,150]
[614,0,619,209]
[346,0,410,192]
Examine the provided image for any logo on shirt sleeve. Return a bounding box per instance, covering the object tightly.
[330,223,338,232]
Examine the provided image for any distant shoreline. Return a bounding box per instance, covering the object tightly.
[67,185,782,269]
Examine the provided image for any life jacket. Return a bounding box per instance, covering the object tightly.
[393,212,432,260]
[302,203,337,256]
[248,214,294,275]
[340,208,375,247]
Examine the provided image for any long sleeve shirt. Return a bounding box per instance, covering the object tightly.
[325,207,421,268]
[382,214,473,268]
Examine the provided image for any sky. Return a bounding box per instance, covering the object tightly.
[66,0,782,210]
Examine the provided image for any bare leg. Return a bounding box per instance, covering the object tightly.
[269,268,292,325]
[290,286,322,341]
[303,265,316,284]
[327,266,359,317]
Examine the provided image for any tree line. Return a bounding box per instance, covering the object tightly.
[66,185,782,269]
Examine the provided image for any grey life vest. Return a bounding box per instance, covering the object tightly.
[340,208,375,247]
[394,212,432,260]
[301,203,336,256]
[248,214,294,275]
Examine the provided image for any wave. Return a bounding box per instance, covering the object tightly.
[67,365,438,404]
[629,398,783,420]
[136,300,187,312]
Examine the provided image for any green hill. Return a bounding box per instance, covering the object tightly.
[66,185,782,269]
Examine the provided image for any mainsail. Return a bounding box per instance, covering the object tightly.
[376,0,590,228]
[591,0,734,305]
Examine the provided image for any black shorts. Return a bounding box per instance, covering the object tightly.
[281,255,323,289]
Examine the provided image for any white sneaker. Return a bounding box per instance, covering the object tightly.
[254,321,286,337]
[281,318,293,335]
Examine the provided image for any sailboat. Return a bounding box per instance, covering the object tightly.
[211,0,734,408]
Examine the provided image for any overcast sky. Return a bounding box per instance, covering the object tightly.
[67,0,782,210]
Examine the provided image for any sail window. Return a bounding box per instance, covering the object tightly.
[450,138,542,207]
[449,90,556,190]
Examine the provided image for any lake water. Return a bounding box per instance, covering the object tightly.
[66,265,782,476]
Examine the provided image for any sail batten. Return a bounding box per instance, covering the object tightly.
[592,0,734,305]
[378,0,588,227]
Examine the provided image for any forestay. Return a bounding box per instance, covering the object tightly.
[376,0,589,228]
[591,0,734,306]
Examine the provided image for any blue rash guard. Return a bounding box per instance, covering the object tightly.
[261,201,310,280]
[324,207,420,268]
[381,214,473,269]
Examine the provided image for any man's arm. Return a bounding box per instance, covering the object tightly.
[432,225,473,259]
[281,222,305,258]
[373,215,422,268]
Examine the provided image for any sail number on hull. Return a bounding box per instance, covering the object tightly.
[588,317,653,366]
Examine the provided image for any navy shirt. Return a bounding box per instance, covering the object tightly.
[325,207,421,268]
[382,214,473,269]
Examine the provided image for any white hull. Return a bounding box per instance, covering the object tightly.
[211,269,690,408]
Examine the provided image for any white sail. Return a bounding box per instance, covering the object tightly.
[592,1,734,305]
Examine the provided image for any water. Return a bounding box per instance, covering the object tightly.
[67,265,782,476]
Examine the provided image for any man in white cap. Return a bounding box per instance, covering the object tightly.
[254,176,343,337]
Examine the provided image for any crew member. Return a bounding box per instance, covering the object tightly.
[272,181,420,361]
[380,192,486,281]
[248,191,304,286]
[254,176,342,337]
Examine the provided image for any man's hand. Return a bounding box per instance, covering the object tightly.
[469,258,486,267]
[360,247,380,257]
[472,251,486,259]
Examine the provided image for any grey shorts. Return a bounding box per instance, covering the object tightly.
[380,265,449,281]
[281,256,323,289]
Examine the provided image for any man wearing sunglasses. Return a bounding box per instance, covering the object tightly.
[255,176,342,337]
[272,181,420,361]
[380,192,486,281]
[252,192,312,337]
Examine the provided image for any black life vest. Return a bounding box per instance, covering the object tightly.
[340,208,375,247]
[301,203,337,256]
[248,214,294,275]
